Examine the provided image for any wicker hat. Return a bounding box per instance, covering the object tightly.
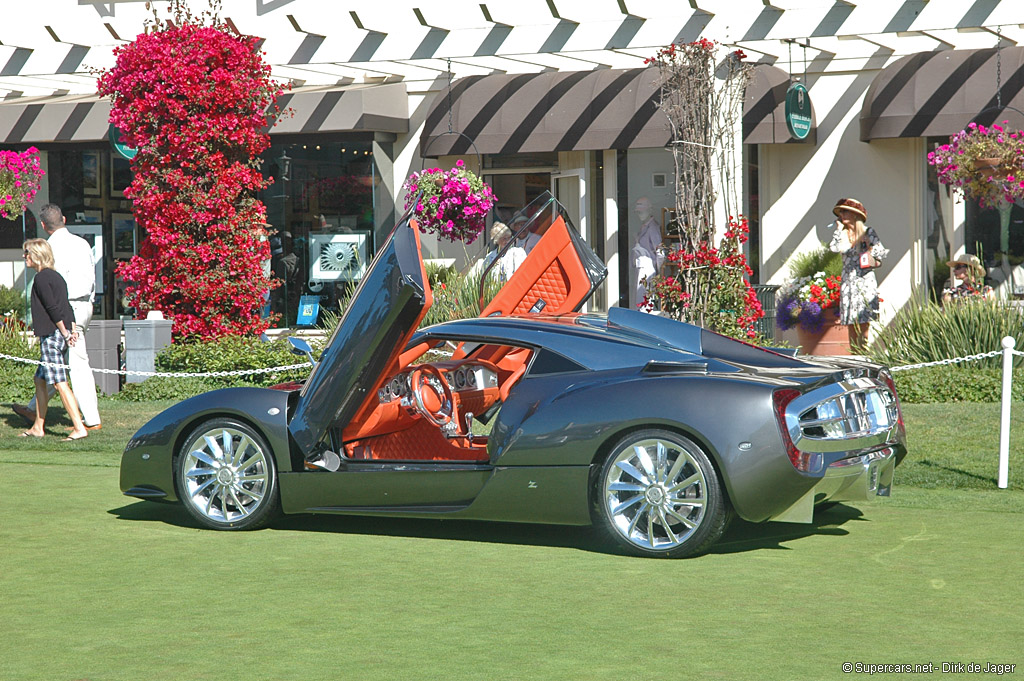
[946,253,986,277]
[833,198,867,220]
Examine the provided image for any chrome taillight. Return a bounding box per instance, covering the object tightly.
[773,388,819,472]
[878,370,905,433]
[775,376,901,473]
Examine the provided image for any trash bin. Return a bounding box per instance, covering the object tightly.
[123,319,173,383]
[84,319,122,395]
[753,284,780,342]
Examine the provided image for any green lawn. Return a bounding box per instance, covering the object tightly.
[0,400,1021,680]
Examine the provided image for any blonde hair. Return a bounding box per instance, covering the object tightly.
[490,221,512,243]
[23,238,55,269]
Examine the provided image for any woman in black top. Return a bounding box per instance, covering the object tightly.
[21,239,88,441]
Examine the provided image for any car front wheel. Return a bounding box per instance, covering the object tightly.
[176,418,280,530]
[593,429,729,558]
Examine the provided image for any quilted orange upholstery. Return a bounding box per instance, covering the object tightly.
[346,419,488,462]
[511,265,569,315]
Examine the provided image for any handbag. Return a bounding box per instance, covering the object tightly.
[858,233,880,270]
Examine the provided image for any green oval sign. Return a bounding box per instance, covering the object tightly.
[109,123,137,160]
[784,82,812,140]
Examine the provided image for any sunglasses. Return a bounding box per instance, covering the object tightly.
[954,264,968,271]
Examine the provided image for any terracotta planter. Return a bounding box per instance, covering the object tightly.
[973,157,1005,179]
[795,307,851,355]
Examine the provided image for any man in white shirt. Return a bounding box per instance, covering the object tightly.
[14,204,102,430]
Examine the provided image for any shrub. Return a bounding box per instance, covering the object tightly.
[0,284,26,320]
[153,334,310,388]
[421,271,503,327]
[0,324,36,402]
[111,376,223,402]
[893,366,1024,403]
[788,244,842,280]
[869,297,1024,370]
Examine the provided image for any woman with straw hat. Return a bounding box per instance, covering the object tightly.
[828,198,889,349]
[942,253,994,303]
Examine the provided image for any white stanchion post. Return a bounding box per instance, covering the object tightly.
[998,336,1015,489]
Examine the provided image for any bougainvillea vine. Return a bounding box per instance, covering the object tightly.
[96,0,288,339]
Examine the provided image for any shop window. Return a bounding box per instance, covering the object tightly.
[745,145,760,283]
[964,199,1024,298]
[925,138,953,299]
[259,139,377,327]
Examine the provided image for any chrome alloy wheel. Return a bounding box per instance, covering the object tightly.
[180,425,273,527]
[602,436,708,552]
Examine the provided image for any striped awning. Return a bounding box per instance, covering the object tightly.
[421,65,814,156]
[0,83,409,145]
[269,82,408,135]
[420,68,669,156]
[0,93,110,145]
[861,47,1024,141]
[743,64,816,144]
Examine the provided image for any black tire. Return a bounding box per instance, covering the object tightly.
[175,418,280,530]
[592,429,729,558]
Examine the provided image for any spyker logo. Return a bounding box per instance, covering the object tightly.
[528,481,538,489]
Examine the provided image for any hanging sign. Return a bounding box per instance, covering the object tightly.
[108,123,138,160]
[784,82,812,140]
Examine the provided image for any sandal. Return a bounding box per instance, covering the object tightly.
[63,432,88,442]
[19,431,43,438]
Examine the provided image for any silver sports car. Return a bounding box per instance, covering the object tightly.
[120,193,906,558]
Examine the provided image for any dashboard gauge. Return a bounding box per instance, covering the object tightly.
[466,368,477,387]
[455,368,467,388]
[390,376,403,397]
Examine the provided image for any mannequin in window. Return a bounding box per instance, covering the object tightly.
[632,197,664,307]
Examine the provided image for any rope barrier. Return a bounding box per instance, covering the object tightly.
[0,351,310,378]
[1,346,1018,378]
[890,350,1005,373]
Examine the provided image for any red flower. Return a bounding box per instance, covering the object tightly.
[97,6,288,340]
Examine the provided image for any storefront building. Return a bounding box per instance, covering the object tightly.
[3,1,1023,333]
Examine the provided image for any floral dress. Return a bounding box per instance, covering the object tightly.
[829,225,888,325]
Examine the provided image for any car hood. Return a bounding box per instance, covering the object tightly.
[288,215,431,453]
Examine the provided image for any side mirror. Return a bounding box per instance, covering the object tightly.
[288,337,316,368]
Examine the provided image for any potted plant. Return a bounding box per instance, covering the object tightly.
[776,246,847,354]
[927,121,1024,208]
[402,160,496,244]
[0,147,44,220]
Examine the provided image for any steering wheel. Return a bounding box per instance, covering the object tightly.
[410,365,458,430]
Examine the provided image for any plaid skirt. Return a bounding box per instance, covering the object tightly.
[35,331,69,385]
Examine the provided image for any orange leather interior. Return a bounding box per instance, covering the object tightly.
[478,215,592,319]
[345,419,489,462]
[342,228,433,442]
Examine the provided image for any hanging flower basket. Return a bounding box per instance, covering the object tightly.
[928,121,1024,207]
[402,160,496,244]
[0,147,45,221]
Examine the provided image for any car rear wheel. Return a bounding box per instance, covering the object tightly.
[176,418,280,530]
[593,429,729,558]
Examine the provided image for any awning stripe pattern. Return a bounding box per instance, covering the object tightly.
[422,64,815,156]
[1,83,409,144]
[421,68,669,156]
[0,94,110,144]
[861,47,1024,141]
